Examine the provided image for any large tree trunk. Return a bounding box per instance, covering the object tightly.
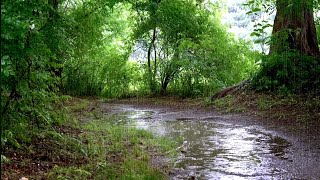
[270,0,319,56]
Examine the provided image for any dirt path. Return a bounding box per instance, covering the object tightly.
[100,97,320,179]
[3,96,319,179]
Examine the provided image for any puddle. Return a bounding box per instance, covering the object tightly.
[104,105,294,179]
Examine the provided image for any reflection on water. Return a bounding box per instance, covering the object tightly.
[106,107,291,180]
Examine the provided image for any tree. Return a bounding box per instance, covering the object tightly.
[133,0,160,93]
[0,0,125,148]
[247,0,320,92]
[1,0,72,148]
[270,0,320,56]
[133,0,209,95]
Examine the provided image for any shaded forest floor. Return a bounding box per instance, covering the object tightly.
[111,90,320,148]
[211,90,320,133]
[2,90,320,179]
[1,98,86,179]
[113,90,320,130]
[1,97,177,179]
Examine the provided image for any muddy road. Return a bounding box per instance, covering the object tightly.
[98,100,320,180]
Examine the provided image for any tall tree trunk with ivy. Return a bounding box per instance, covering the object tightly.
[270,0,320,56]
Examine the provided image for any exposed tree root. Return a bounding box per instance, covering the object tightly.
[210,80,249,101]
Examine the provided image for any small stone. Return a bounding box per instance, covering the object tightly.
[181,150,187,154]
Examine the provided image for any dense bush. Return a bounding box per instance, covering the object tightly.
[132,1,256,97]
[0,0,124,148]
[252,51,320,93]
[1,0,74,148]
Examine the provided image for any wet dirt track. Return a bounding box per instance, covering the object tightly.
[100,101,320,180]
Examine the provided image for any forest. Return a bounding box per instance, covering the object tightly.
[1,0,320,179]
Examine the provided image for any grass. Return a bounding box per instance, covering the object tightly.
[47,98,178,179]
[209,90,320,124]
[48,120,177,179]
[210,95,246,113]
[1,97,178,179]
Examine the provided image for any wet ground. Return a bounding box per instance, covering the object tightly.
[100,102,320,180]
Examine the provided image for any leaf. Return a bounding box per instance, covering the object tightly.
[248,0,255,4]
[250,32,261,37]
[252,8,261,12]
[1,55,10,65]
[287,3,293,8]
[254,39,263,43]
[1,155,10,163]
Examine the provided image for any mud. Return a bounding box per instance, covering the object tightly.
[100,100,320,180]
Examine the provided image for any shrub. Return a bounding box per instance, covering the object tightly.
[252,51,320,93]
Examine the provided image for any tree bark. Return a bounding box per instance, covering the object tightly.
[160,78,169,96]
[147,28,157,93]
[153,30,157,88]
[270,0,319,56]
[210,80,249,101]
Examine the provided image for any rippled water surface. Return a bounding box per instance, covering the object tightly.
[105,105,297,179]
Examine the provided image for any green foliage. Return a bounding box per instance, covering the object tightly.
[156,0,206,44]
[213,95,235,109]
[1,0,73,148]
[62,3,137,98]
[246,0,320,93]
[131,0,256,96]
[0,0,128,148]
[48,117,177,179]
[316,14,320,46]
[49,166,92,180]
[252,51,320,93]
[167,23,257,97]
[60,0,257,99]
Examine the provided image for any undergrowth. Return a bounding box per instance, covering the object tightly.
[252,51,320,93]
[2,97,178,179]
[210,91,320,124]
[55,98,178,179]
[48,120,177,179]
